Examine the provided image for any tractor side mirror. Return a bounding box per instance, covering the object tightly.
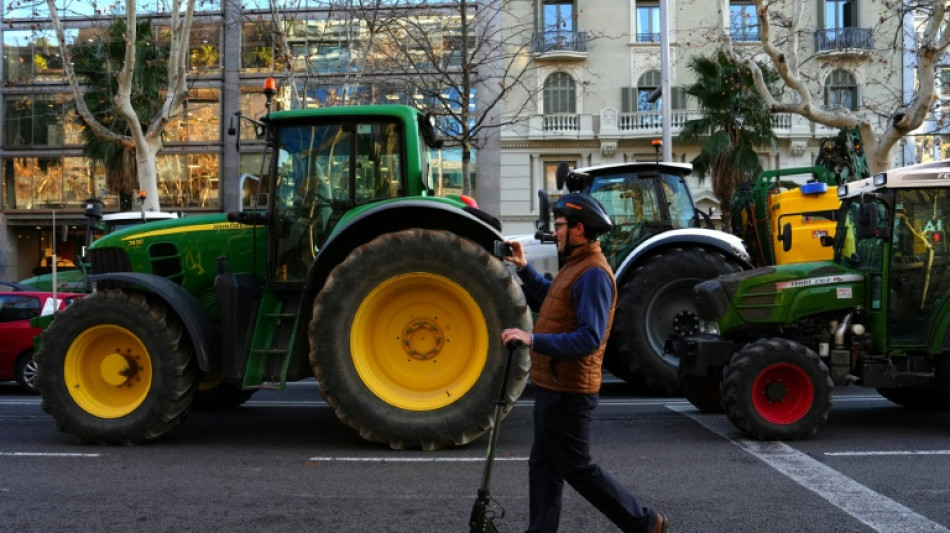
[555,162,570,190]
[779,222,793,252]
[535,190,555,243]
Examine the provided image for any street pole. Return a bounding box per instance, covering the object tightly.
[660,0,671,162]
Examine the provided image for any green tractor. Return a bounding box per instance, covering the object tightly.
[35,83,531,450]
[672,160,950,439]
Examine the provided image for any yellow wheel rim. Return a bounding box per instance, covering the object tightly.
[351,273,488,411]
[64,325,153,418]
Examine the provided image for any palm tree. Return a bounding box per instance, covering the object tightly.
[679,50,778,232]
[70,18,168,211]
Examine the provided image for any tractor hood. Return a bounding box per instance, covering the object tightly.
[693,260,865,329]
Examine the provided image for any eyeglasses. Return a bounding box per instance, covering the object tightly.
[553,222,570,230]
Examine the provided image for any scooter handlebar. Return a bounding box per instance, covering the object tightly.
[505,339,524,351]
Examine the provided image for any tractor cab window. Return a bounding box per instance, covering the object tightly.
[271,119,405,283]
[888,188,950,344]
[837,197,889,272]
[661,174,696,229]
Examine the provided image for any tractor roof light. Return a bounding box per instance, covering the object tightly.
[838,184,848,197]
[872,173,887,187]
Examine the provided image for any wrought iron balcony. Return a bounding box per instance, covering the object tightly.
[533,31,588,55]
[815,28,873,52]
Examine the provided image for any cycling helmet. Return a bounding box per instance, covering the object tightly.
[553,193,613,235]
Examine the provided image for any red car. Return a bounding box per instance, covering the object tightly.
[0,281,83,393]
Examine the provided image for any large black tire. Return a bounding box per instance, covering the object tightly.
[36,289,199,445]
[607,247,743,395]
[310,229,532,450]
[721,338,833,440]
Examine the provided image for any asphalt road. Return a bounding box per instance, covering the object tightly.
[2,378,949,533]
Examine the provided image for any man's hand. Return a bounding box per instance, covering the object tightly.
[503,240,527,269]
[501,328,531,347]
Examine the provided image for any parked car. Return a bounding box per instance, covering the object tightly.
[0,282,83,393]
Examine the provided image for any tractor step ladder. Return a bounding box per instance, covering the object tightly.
[243,292,300,391]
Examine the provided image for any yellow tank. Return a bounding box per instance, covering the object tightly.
[769,182,839,264]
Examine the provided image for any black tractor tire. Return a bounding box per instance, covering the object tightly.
[310,228,532,450]
[721,338,833,440]
[36,289,199,445]
[679,364,724,413]
[876,387,950,410]
[607,247,743,395]
[14,351,39,394]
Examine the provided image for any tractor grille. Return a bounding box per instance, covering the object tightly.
[737,283,778,321]
[148,242,184,285]
[89,247,132,275]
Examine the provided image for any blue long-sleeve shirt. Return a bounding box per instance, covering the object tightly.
[517,263,614,360]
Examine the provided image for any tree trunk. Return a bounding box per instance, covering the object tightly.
[136,140,163,212]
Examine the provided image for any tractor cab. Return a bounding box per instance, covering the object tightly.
[536,161,711,270]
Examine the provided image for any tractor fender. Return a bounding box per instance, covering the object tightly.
[306,200,504,297]
[614,228,754,284]
[88,273,216,372]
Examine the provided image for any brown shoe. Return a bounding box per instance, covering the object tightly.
[650,512,668,533]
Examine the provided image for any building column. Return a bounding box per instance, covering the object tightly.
[221,0,243,212]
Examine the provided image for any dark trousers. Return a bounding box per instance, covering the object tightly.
[526,387,653,533]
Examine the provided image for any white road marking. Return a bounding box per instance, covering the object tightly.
[826,450,950,457]
[309,456,529,463]
[0,452,101,457]
[668,404,949,533]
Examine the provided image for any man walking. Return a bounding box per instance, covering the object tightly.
[501,193,667,533]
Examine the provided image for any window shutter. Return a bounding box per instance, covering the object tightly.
[671,86,688,110]
[621,87,637,113]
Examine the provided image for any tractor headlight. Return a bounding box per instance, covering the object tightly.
[699,321,720,336]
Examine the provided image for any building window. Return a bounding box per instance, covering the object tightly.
[730,2,759,41]
[242,22,276,72]
[189,24,221,72]
[824,0,856,29]
[165,88,221,143]
[825,69,857,110]
[2,94,79,148]
[636,1,660,43]
[543,72,576,114]
[156,153,220,208]
[3,29,75,83]
[1,156,94,209]
[637,70,661,111]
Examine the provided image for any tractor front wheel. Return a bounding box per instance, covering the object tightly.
[310,229,532,450]
[721,338,833,440]
[36,289,198,445]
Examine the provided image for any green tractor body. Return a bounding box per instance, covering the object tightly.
[673,161,950,439]
[35,101,532,450]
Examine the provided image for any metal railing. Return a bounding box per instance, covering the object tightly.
[533,31,588,54]
[815,28,873,52]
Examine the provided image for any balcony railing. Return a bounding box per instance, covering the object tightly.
[542,113,579,133]
[815,28,873,52]
[533,31,588,54]
[520,110,816,141]
[636,32,660,43]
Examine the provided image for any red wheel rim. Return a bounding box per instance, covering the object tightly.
[751,363,813,424]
